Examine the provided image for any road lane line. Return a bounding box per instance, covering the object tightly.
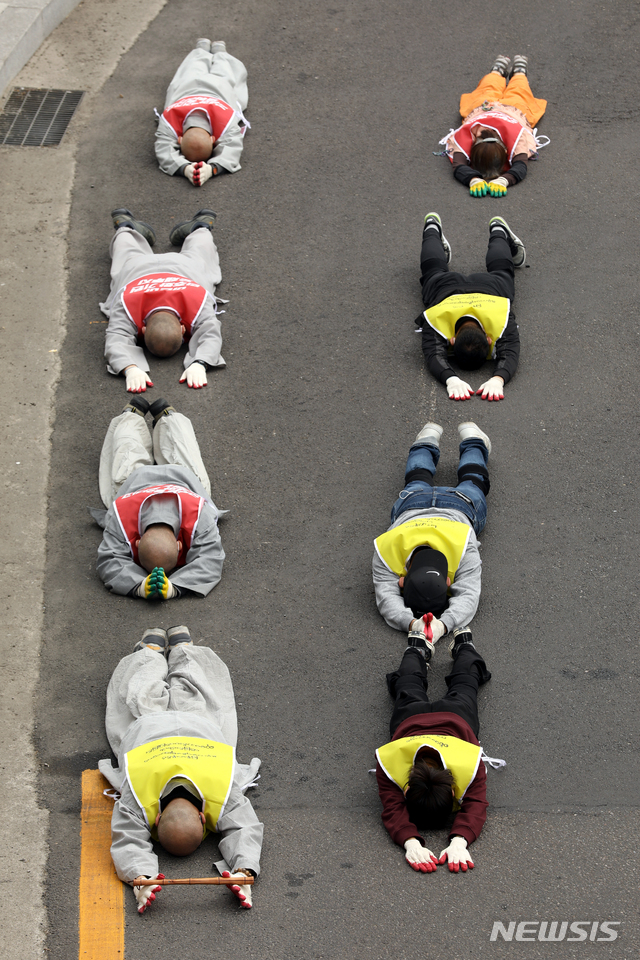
[79,770,124,960]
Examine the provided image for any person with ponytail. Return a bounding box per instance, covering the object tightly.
[439,55,548,197]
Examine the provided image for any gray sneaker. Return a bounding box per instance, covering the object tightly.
[489,216,526,267]
[458,422,492,455]
[111,208,156,247]
[134,628,168,654]
[414,422,443,448]
[169,209,217,246]
[167,625,193,650]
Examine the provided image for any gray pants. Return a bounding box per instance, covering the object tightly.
[99,410,211,507]
[105,644,238,758]
[164,47,248,112]
[108,226,221,297]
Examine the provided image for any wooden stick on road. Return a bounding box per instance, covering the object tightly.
[134,876,254,886]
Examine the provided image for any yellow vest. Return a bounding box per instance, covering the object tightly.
[423,293,510,356]
[374,517,471,580]
[376,734,482,808]
[125,736,235,838]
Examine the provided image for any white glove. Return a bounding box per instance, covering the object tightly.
[438,836,474,873]
[124,365,153,393]
[476,375,505,401]
[194,162,213,186]
[222,870,253,908]
[132,874,164,914]
[179,361,208,388]
[446,376,474,400]
[404,838,439,874]
[430,618,446,642]
[183,163,198,185]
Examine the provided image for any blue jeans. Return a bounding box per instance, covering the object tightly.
[390,438,490,535]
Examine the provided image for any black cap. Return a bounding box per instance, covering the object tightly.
[402,547,449,618]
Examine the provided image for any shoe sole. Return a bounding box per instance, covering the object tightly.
[458,421,492,455]
[489,216,526,267]
[112,208,156,247]
[424,212,451,264]
[169,210,217,246]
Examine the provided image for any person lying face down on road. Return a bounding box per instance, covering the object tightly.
[376,624,497,874]
[99,626,263,913]
[417,213,524,401]
[90,397,225,600]
[100,208,226,393]
[372,421,492,644]
[439,55,548,197]
[155,39,249,187]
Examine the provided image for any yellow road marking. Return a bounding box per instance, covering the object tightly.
[79,770,124,959]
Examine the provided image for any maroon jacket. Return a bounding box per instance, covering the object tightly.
[376,711,487,848]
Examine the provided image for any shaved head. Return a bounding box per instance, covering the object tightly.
[180,127,214,162]
[144,311,183,357]
[157,798,204,856]
[137,524,180,573]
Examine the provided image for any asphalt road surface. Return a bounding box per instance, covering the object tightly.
[38,0,640,957]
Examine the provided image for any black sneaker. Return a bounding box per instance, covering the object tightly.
[489,216,526,267]
[111,208,156,246]
[448,629,476,659]
[124,396,150,417]
[149,397,175,424]
[169,209,217,246]
[423,212,451,264]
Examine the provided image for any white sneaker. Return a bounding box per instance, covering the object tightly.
[211,40,227,54]
[414,422,443,447]
[458,422,492,454]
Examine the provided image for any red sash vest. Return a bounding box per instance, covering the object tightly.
[113,483,205,567]
[451,112,527,163]
[121,273,210,337]
[160,95,236,141]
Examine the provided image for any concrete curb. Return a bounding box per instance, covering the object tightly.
[0,0,82,99]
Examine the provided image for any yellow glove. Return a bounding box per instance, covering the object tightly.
[137,567,177,600]
[469,178,488,198]
[488,176,508,197]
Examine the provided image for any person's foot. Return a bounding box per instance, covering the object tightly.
[511,54,528,76]
[458,422,492,455]
[490,55,511,77]
[405,635,433,664]
[423,212,451,264]
[169,209,217,246]
[489,216,526,267]
[210,40,227,54]
[111,208,156,247]
[149,397,175,425]
[124,396,150,417]
[414,422,443,448]
[167,625,193,650]
[134,628,168,654]
[448,627,476,659]
[196,37,211,51]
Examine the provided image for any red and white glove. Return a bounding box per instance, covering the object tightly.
[429,618,447,643]
[132,874,164,914]
[124,365,153,393]
[404,838,438,873]
[222,870,253,908]
[185,162,213,187]
[179,362,208,388]
[476,376,504,401]
[446,376,474,400]
[439,836,474,873]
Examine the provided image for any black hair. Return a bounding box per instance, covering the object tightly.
[469,134,507,181]
[405,758,455,829]
[453,323,489,370]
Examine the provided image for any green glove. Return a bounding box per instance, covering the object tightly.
[469,178,488,197]
[140,566,168,600]
[488,177,508,197]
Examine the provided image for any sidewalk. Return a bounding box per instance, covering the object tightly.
[0,0,81,98]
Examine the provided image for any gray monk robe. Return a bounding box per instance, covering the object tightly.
[100,227,225,378]
[155,45,249,178]
[100,644,263,883]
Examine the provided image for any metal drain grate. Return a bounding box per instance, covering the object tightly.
[0,88,84,146]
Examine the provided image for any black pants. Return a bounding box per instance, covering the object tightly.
[420,229,515,309]
[387,645,491,739]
